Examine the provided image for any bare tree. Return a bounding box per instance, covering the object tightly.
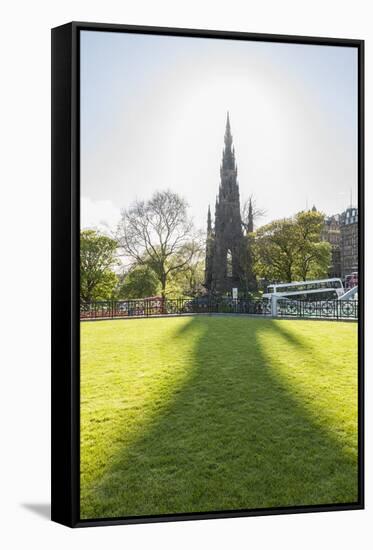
[241,194,266,233]
[117,190,200,298]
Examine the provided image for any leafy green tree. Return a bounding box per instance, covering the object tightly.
[168,258,205,298]
[118,265,160,299]
[253,210,331,283]
[80,230,118,302]
[293,210,331,280]
[253,218,298,282]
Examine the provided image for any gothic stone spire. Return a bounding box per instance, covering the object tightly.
[247,197,254,234]
[209,114,244,293]
[222,111,236,172]
[207,204,212,233]
[204,205,214,290]
[204,113,256,294]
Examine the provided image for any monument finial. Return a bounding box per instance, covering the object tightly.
[223,111,233,155]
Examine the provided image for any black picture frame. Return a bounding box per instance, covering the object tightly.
[51,21,364,528]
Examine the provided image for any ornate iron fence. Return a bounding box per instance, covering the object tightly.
[277,299,358,320]
[80,297,272,320]
[80,298,358,321]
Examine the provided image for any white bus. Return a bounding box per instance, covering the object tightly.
[262,278,344,301]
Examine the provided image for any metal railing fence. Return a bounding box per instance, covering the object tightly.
[80,297,272,320]
[276,299,358,320]
[80,297,358,320]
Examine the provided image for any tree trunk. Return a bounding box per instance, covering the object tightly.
[160,276,166,298]
[160,273,167,313]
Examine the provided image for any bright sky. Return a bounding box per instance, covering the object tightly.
[80,30,358,233]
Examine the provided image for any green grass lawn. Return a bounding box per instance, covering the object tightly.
[80,316,358,519]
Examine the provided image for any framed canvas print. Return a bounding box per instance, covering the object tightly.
[51,22,364,527]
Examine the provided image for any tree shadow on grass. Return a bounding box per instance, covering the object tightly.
[81,316,358,519]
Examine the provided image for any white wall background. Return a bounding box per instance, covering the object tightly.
[0,0,370,548]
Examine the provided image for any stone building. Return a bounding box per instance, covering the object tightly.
[340,207,358,278]
[321,214,342,278]
[204,114,255,295]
